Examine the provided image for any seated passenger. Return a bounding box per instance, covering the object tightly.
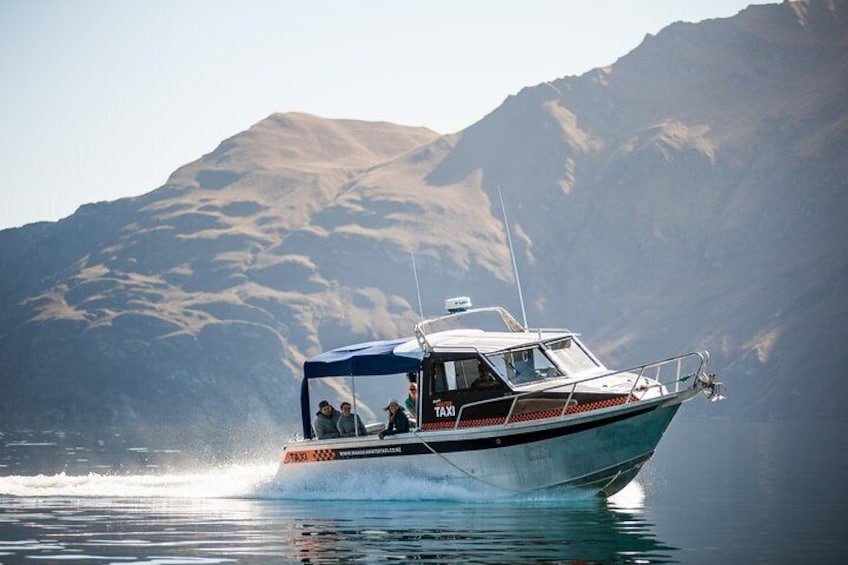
[313,400,340,439]
[378,398,411,439]
[336,401,367,437]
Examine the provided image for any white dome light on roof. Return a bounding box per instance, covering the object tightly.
[445,296,472,313]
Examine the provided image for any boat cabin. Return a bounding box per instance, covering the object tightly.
[298,306,640,439]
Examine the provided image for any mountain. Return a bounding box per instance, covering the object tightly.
[1,0,846,453]
[0,115,440,452]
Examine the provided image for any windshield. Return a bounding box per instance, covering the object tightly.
[545,338,598,375]
[486,346,563,386]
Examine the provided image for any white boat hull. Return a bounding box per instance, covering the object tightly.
[276,391,691,496]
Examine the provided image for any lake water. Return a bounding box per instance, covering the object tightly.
[1,419,845,564]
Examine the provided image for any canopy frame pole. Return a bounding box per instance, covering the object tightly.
[351,373,359,437]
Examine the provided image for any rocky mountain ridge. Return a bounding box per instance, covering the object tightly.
[1,0,846,453]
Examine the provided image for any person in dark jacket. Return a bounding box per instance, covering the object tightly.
[313,400,341,439]
[379,398,410,439]
[336,401,367,437]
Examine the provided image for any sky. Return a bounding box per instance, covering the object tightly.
[0,0,770,230]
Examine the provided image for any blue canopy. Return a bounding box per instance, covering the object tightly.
[299,338,422,438]
[304,338,422,378]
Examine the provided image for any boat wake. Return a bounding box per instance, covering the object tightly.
[0,463,278,499]
[0,464,644,507]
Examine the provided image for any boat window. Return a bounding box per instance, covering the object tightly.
[432,362,448,393]
[430,358,494,392]
[545,338,597,375]
[444,362,458,390]
[486,347,562,386]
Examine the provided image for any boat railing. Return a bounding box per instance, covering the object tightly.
[414,307,526,352]
[453,351,710,429]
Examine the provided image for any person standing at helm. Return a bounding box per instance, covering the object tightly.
[405,381,418,415]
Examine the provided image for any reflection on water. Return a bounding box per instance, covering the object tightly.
[0,487,673,564]
[0,428,673,563]
[2,420,847,563]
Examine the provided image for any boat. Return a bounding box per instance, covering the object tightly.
[276,298,725,496]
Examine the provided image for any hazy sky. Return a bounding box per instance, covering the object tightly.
[0,0,769,230]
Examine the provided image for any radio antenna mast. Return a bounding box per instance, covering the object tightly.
[411,252,424,321]
[497,186,528,330]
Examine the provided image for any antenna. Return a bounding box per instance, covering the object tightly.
[411,252,424,321]
[497,186,528,329]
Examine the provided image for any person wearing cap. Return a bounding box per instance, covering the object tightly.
[313,400,341,439]
[336,401,367,438]
[378,398,410,439]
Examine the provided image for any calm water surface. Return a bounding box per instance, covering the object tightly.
[1,420,845,564]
